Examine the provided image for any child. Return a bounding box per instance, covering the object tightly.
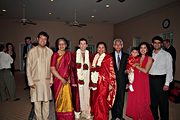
[126,47,139,92]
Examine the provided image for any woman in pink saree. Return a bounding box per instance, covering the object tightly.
[50,38,74,120]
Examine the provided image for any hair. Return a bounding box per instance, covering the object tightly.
[79,38,88,44]
[37,31,49,40]
[152,36,163,43]
[131,47,139,52]
[113,38,123,45]
[96,42,107,51]
[6,42,15,52]
[164,39,170,43]
[25,37,31,40]
[138,42,152,56]
[0,44,5,52]
[55,37,69,50]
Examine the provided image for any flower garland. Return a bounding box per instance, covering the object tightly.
[91,53,106,90]
[76,49,90,86]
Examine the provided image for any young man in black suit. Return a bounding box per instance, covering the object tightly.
[111,38,129,120]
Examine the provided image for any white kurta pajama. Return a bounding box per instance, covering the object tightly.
[75,49,91,119]
[27,46,53,120]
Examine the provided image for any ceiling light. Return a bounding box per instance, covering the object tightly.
[106,4,110,8]
[49,12,52,15]
[50,0,54,1]
[91,15,95,18]
[118,0,125,2]
[2,9,6,12]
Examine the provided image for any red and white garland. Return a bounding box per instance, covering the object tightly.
[91,53,106,90]
[76,49,90,87]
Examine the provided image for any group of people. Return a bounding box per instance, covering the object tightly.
[126,36,175,120]
[0,30,175,120]
[0,42,19,102]
[25,32,117,120]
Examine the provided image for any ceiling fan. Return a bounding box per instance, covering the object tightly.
[19,4,37,25]
[66,9,87,27]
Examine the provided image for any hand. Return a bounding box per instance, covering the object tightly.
[133,63,140,68]
[126,84,129,89]
[163,85,169,91]
[50,83,53,87]
[109,84,113,91]
[30,84,35,89]
[125,69,130,74]
[72,84,77,87]
[61,79,67,84]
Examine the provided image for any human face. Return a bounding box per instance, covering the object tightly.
[79,40,88,52]
[152,40,162,51]
[7,45,13,51]
[140,44,148,55]
[113,41,123,53]
[25,39,31,45]
[37,35,47,47]
[131,50,139,57]
[97,44,106,55]
[163,41,169,49]
[58,40,67,51]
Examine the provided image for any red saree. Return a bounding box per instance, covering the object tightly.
[92,54,116,120]
[126,56,154,120]
[51,51,75,120]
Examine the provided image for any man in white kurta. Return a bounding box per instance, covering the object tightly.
[27,32,53,120]
[72,38,91,119]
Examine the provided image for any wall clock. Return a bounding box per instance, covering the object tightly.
[162,19,170,29]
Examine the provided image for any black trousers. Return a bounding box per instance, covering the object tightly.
[149,74,169,120]
[111,82,126,119]
[24,62,29,88]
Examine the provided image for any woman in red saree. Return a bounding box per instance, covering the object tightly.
[50,38,74,120]
[90,42,116,120]
[126,42,154,120]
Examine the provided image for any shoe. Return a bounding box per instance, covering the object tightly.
[14,98,20,101]
[115,118,120,120]
[115,118,125,120]
[74,112,81,119]
[85,115,91,119]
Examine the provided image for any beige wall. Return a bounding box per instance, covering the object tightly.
[1,1,179,80]
[114,1,180,80]
[0,20,114,70]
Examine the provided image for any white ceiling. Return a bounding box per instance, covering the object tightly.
[0,0,178,24]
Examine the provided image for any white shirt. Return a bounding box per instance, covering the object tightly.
[115,51,122,68]
[0,51,13,69]
[149,49,173,86]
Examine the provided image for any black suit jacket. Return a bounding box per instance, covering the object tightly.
[111,51,129,89]
[164,45,176,76]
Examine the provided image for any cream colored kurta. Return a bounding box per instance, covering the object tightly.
[27,46,53,102]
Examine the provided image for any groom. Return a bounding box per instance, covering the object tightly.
[71,38,91,119]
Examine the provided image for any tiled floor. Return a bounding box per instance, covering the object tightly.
[0,71,180,120]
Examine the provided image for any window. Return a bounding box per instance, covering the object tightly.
[161,32,174,44]
[133,37,141,47]
[87,44,95,54]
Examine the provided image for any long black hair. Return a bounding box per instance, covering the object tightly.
[138,42,152,56]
